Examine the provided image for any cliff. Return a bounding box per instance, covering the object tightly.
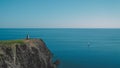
[0,39,58,68]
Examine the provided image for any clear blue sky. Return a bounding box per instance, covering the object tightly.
[0,0,120,28]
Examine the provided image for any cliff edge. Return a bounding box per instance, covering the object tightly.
[0,39,58,68]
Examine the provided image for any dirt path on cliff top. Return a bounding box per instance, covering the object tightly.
[24,39,45,47]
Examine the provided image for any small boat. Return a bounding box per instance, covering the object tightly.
[88,42,90,47]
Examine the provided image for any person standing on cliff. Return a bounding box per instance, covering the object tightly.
[26,34,30,40]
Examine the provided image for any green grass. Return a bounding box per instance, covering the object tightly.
[0,40,25,46]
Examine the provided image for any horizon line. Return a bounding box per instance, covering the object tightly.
[0,27,120,29]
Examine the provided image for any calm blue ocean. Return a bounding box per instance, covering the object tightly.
[0,28,120,68]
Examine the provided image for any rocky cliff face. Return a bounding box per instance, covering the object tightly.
[0,39,57,68]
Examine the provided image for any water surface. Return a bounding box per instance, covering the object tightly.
[0,28,120,68]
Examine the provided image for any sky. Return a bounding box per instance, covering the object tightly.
[0,0,120,28]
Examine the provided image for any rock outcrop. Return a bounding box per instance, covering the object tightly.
[0,39,58,68]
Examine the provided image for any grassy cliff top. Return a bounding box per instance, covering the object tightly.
[0,39,43,46]
[0,40,27,48]
[0,40,24,45]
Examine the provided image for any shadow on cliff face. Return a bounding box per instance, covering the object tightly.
[54,59,60,67]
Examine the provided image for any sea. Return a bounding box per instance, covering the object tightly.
[0,28,120,68]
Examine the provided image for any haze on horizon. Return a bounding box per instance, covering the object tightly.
[0,0,120,28]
